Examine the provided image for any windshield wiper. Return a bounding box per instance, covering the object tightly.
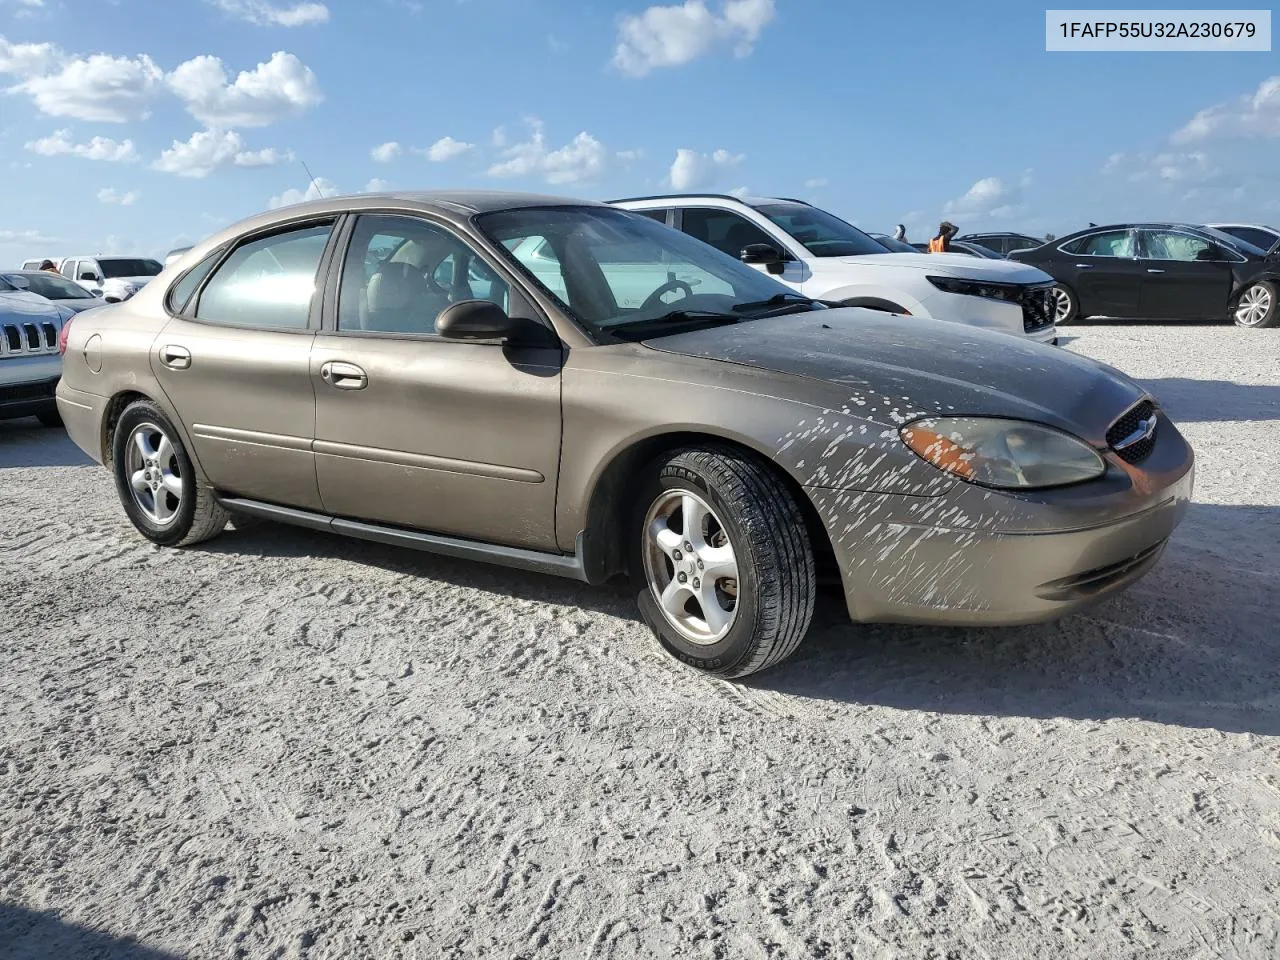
[607,309,742,339]
[730,293,818,316]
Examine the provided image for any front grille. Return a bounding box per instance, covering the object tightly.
[1036,540,1167,601]
[1106,399,1158,464]
[0,320,61,357]
[1019,285,1054,332]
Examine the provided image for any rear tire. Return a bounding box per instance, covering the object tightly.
[632,446,816,679]
[1234,281,1278,328]
[111,400,228,548]
[1051,283,1079,325]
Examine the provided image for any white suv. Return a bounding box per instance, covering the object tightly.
[611,194,1058,343]
[56,255,163,303]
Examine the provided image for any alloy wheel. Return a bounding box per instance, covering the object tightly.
[1235,284,1273,327]
[1052,286,1074,323]
[642,489,740,645]
[125,422,184,526]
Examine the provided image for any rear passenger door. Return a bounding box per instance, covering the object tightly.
[1136,229,1233,320]
[151,220,335,511]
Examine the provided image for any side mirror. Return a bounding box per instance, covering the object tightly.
[79,271,100,282]
[740,243,787,275]
[436,299,555,346]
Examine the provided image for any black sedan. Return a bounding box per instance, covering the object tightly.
[1010,223,1279,328]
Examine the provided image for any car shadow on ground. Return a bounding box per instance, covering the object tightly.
[1139,378,1280,422]
[0,420,94,468]
[205,520,643,623]
[0,904,183,960]
[750,501,1280,736]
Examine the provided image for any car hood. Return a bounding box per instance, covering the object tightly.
[838,251,1051,282]
[643,308,1144,443]
[60,297,109,313]
[0,289,66,322]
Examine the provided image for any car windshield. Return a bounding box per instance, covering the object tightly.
[751,202,887,257]
[100,258,163,279]
[475,206,817,338]
[2,272,96,299]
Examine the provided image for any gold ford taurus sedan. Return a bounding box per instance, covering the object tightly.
[56,192,1194,678]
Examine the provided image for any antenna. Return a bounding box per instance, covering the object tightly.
[301,160,324,198]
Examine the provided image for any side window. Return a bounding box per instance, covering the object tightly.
[77,260,101,281]
[339,214,509,335]
[195,223,332,329]
[680,208,775,258]
[1142,231,1212,262]
[61,260,78,279]
[167,251,221,315]
[1071,230,1134,258]
[632,209,670,225]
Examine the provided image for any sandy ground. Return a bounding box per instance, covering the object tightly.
[2,323,1278,960]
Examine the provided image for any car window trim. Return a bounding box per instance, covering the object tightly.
[321,208,555,343]
[1137,227,1245,264]
[176,215,341,333]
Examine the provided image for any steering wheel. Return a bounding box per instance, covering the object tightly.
[640,279,695,312]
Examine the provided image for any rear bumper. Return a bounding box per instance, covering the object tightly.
[55,382,107,463]
[812,461,1194,627]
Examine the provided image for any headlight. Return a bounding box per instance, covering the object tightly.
[900,417,1106,489]
[926,275,1023,302]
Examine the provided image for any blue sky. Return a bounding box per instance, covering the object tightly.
[1,0,1277,262]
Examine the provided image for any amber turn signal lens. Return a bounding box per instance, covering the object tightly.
[901,426,977,479]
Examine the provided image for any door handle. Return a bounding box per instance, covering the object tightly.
[159,345,191,370]
[320,361,368,390]
[1146,268,1165,274]
[1074,263,1095,269]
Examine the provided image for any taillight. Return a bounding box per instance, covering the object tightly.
[58,316,73,356]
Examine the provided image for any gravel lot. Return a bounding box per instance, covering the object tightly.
[2,323,1278,960]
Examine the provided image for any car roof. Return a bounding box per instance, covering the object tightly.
[1206,222,1279,230]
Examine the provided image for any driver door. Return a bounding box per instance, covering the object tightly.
[311,213,564,550]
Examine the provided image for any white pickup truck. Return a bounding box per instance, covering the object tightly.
[21,255,163,303]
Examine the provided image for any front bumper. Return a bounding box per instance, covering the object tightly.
[921,287,1058,343]
[0,374,60,420]
[809,433,1195,627]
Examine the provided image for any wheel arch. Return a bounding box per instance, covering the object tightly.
[819,283,925,317]
[100,389,206,482]
[578,429,838,588]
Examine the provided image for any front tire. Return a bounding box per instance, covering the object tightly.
[1051,283,1079,325]
[633,447,816,679]
[111,400,228,547]
[1234,281,1278,328]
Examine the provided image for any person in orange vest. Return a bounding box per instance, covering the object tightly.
[928,221,958,253]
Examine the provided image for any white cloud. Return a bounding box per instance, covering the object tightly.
[97,187,138,206]
[25,129,138,162]
[613,0,775,77]
[1103,151,1219,184]
[364,177,390,192]
[1173,75,1280,143]
[269,176,337,208]
[153,129,293,178]
[168,51,323,128]
[209,0,330,26]
[371,141,401,163]
[423,136,473,162]
[943,172,1033,221]
[487,119,615,185]
[803,177,828,189]
[0,36,61,76]
[666,147,743,191]
[0,228,57,245]
[11,50,164,122]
